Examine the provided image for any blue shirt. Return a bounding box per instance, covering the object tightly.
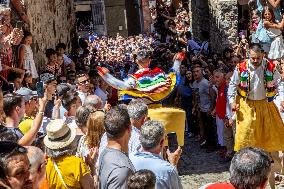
[129,151,183,189]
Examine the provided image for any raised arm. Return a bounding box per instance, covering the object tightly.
[267,0,281,8]
[97,66,134,90]
[264,15,284,30]
[18,93,47,146]
[170,52,186,74]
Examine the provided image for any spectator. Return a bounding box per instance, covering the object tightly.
[185,31,200,55]
[94,77,109,107]
[129,120,183,189]
[44,119,97,189]
[45,48,59,77]
[40,72,57,118]
[62,91,82,128]
[26,146,45,189]
[84,95,103,109]
[99,99,148,155]
[76,108,105,175]
[18,31,38,79]
[56,42,75,71]
[22,71,33,89]
[16,87,38,135]
[128,170,156,189]
[0,141,32,189]
[7,71,23,91]
[52,83,72,119]
[76,72,91,103]
[192,64,216,150]
[3,91,47,146]
[98,105,135,189]
[176,69,193,137]
[200,147,272,189]
[213,69,227,157]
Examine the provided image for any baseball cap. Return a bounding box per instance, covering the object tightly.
[15,87,37,102]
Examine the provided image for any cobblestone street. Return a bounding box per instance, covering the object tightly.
[178,137,230,189]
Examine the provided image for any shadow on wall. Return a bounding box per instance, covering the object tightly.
[190,0,238,52]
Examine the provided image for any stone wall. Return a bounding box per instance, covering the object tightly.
[208,0,238,52]
[189,0,238,52]
[189,0,210,42]
[105,0,128,37]
[25,0,76,71]
[142,0,152,33]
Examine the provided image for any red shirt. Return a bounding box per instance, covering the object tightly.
[205,183,235,189]
[216,82,227,119]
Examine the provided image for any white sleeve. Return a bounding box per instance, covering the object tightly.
[101,73,135,90]
[227,67,240,104]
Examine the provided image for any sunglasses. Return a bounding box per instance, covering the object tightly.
[78,79,90,85]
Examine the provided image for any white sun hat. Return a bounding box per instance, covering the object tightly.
[44,119,76,150]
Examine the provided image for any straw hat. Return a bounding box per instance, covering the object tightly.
[44,119,76,150]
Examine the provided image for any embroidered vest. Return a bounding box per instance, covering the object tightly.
[237,59,277,102]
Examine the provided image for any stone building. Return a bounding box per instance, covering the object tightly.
[25,0,75,70]
[74,0,106,37]
[189,0,240,52]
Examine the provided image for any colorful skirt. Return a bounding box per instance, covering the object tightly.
[118,72,179,105]
[235,96,284,152]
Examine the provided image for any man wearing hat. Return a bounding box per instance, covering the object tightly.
[16,87,38,135]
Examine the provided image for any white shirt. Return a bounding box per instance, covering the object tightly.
[78,91,88,104]
[228,59,284,104]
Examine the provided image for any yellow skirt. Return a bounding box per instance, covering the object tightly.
[235,96,284,152]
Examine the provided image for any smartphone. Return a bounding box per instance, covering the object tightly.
[36,81,44,98]
[8,83,14,94]
[15,21,23,29]
[167,132,178,153]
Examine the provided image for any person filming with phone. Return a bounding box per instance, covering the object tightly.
[129,120,183,189]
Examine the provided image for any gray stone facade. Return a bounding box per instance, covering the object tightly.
[209,0,238,52]
[189,0,238,52]
[25,0,75,70]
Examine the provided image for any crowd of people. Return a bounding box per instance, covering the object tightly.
[0,0,284,189]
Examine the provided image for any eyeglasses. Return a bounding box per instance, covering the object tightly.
[78,79,90,85]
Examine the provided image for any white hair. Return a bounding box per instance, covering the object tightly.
[25,146,44,172]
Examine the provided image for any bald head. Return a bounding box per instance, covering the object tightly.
[26,146,44,172]
[26,146,45,189]
[84,95,103,109]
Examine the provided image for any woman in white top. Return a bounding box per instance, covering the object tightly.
[263,7,284,60]
[18,31,38,79]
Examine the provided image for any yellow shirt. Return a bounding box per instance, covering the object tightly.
[46,155,90,189]
[19,116,34,135]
